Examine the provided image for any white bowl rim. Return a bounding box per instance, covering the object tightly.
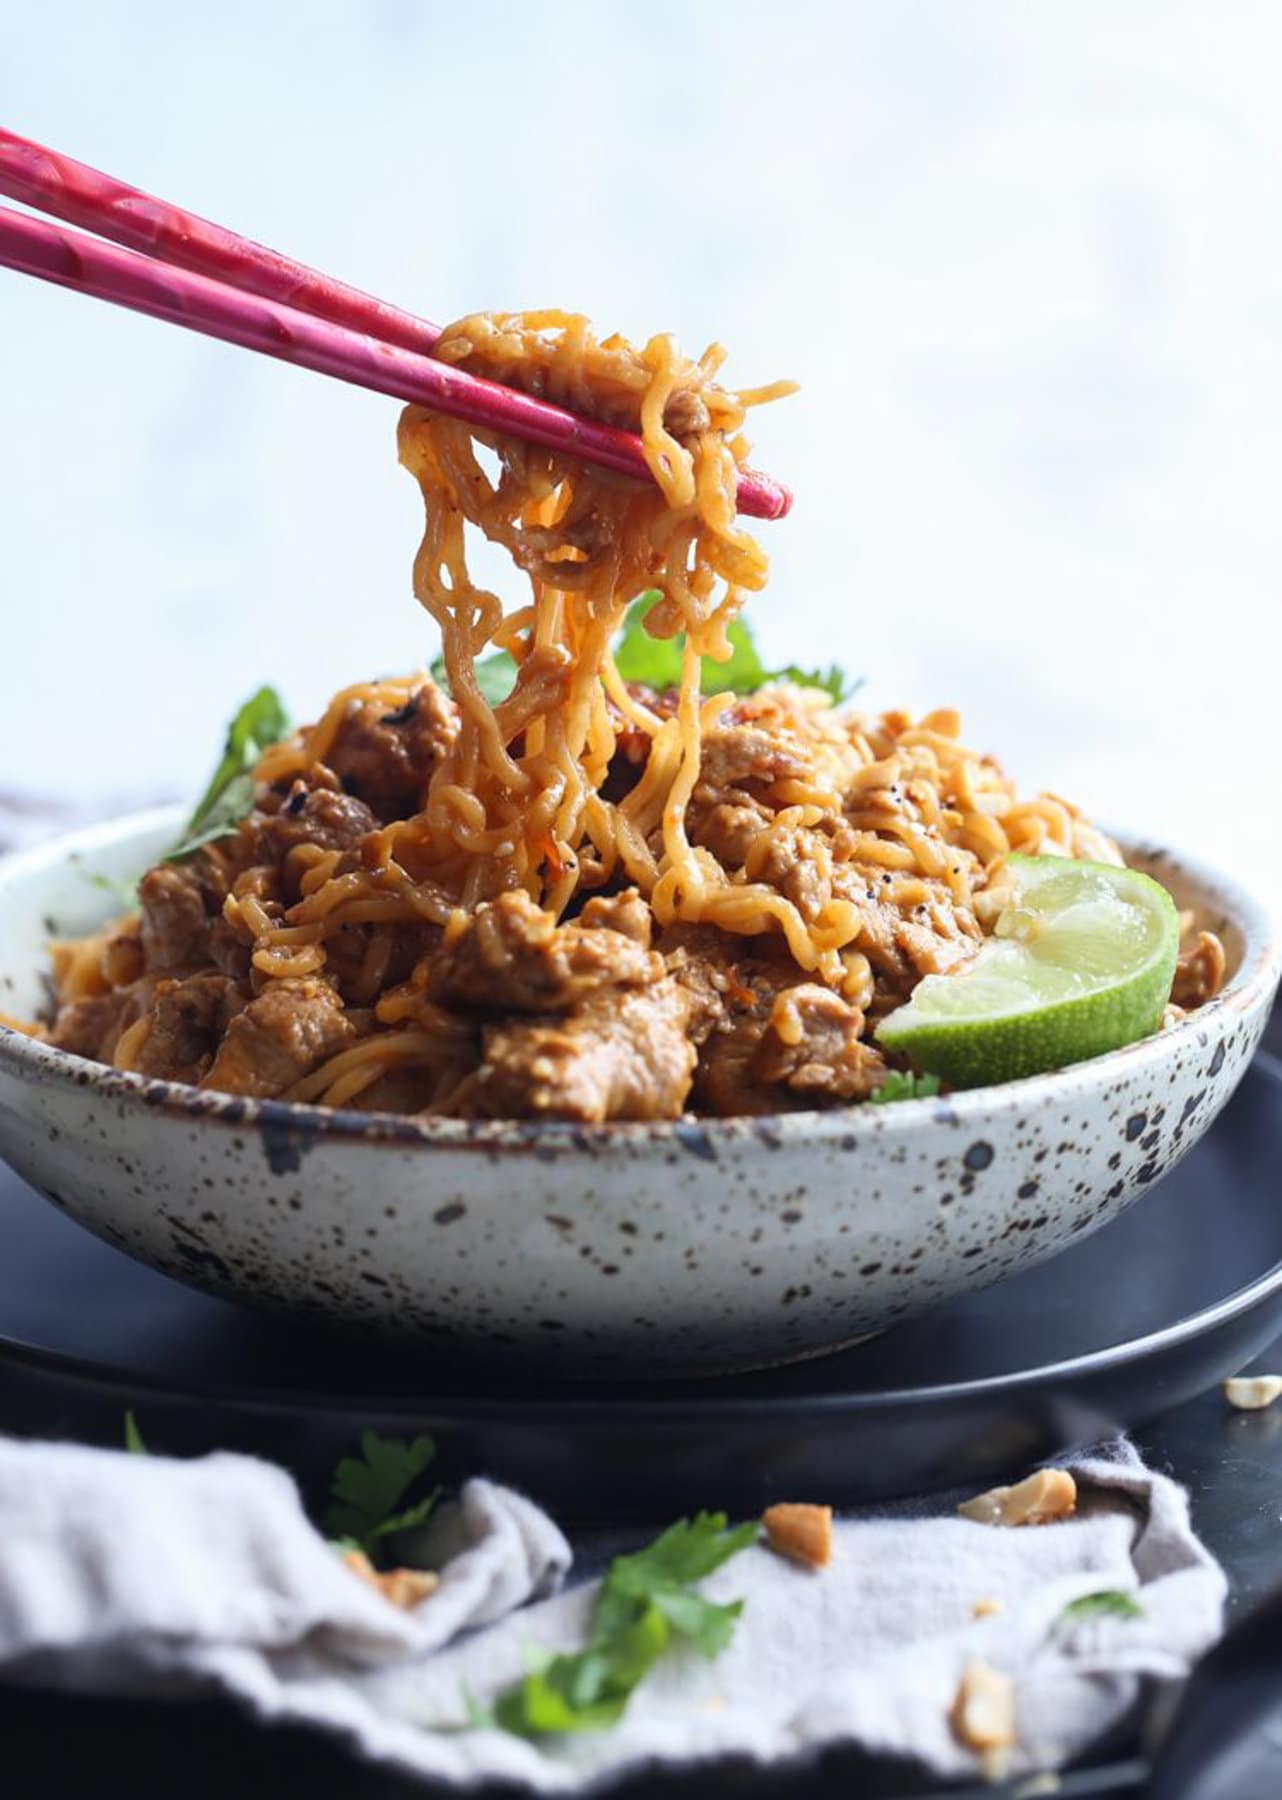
[1,805,1278,1153]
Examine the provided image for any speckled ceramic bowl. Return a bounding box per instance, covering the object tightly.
[0,807,1277,1377]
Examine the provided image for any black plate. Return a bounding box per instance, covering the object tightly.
[2,1050,1281,1521]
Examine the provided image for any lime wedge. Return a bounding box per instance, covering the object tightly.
[875,854,1179,1088]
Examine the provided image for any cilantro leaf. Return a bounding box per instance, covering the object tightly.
[868,1070,944,1105]
[166,686,290,863]
[430,593,855,710]
[431,650,518,707]
[72,857,140,911]
[775,662,853,705]
[609,591,682,689]
[1057,1590,1144,1626]
[613,592,856,702]
[123,1410,148,1455]
[324,1430,440,1556]
[493,1511,756,1738]
[609,1512,760,1591]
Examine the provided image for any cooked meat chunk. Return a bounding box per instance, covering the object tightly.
[662,386,711,438]
[457,978,695,1121]
[201,979,356,1098]
[661,923,760,1045]
[131,974,246,1085]
[751,986,884,1101]
[665,928,885,1114]
[427,890,662,1012]
[697,724,809,795]
[1172,930,1227,1009]
[689,794,771,869]
[48,988,138,1062]
[828,864,980,999]
[249,785,378,864]
[99,918,145,989]
[135,834,260,977]
[322,681,458,820]
[138,863,216,976]
[206,914,254,985]
[749,819,833,921]
[577,889,652,947]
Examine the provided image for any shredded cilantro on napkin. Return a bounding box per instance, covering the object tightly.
[325,1430,441,1557]
[1057,1590,1143,1626]
[166,685,290,863]
[120,1415,440,1568]
[117,1416,759,1734]
[491,1511,758,1737]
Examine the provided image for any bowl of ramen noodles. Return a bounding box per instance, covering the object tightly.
[0,311,1277,1375]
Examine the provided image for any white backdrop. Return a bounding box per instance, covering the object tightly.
[2,2,1280,889]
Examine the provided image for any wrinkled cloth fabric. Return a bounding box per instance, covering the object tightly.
[0,1435,1224,1790]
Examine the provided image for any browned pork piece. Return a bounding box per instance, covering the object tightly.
[248,785,378,863]
[129,974,246,1085]
[695,721,811,795]
[577,889,653,946]
[426,889,662,1012]
[423,887,689,1121]
[663,927,887,1114]
[201,977,356,1098]
[48,988,141,1062]
[138,861,228,976]
[456,979,695,1122]
[321,681,458,820]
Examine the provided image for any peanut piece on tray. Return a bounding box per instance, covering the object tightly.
[1223,1375,1282,1411]
[343,1548,439,1610]
[958,1468,1076,1527]
[761,1502,833,1567]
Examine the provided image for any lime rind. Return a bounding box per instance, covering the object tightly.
[875,855,1180,1088]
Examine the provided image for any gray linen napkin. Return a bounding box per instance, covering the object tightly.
[0,1434,1223,1789]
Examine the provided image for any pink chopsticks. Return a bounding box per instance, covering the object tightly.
[0,130,791,521]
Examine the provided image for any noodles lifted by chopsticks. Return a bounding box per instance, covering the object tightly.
[261,311,792,921]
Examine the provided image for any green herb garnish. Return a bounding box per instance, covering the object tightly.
[1057,1590,1143,1626]
[430,650,519,707]
[868,1070,944,1105]
[123,1410,148,1455]
[492,1511,758,1738]
[325,1430,441,1558]
[72,857,140,911]
[430,593,855,709]
[165,685,290,863]
[613,592,854,702]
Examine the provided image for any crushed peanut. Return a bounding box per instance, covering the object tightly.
[761,1502,833,1567]
[971,1596,1002,1619]
[950,1658,1015,1758]
[343,1548,439,1610]
[1223,1375,1282,1411]
[958,1468,1076,1527]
